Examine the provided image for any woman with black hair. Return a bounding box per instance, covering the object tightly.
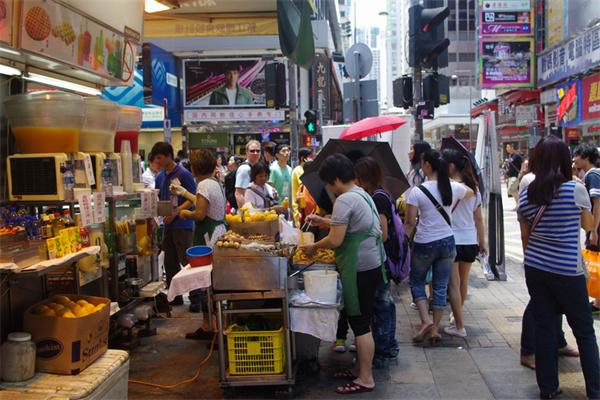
[406,141,432,195]
[244,161,286,212]
[441,149,486,338]
[301,154,385,394]
[518,136,599,399]
[404,149,473,345]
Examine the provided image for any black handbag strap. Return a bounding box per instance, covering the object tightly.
[418,185,451,227]
[249,186,276,208]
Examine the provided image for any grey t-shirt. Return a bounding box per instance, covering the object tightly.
[331,188,384,272]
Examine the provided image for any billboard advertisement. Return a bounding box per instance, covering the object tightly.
[582,72,600,121]
[184,58,267,108]
[479,0,533,35]
[555,80,581,127]
[480,37,534,88]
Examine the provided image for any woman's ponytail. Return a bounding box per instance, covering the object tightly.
[422,149,453,206]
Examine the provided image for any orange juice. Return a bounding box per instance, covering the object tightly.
[12,126,80,153]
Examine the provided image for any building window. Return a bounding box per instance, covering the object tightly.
[341,10,346,17]
[448,53,457,62]
[459,52,475,62]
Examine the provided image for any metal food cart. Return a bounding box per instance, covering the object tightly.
[212,252,295,395]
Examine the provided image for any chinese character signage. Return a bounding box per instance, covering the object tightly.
[311,53,331,119]
[480,37,534,88]
[144,17,278,38]
[555,80,581,127]
[538,25,600,87]
[480,0,533,35]
[582,72,600,121]
[184,108,286,123]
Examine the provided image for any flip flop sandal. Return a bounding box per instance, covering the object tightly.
[336,382,375,395]
[333,369,357,380]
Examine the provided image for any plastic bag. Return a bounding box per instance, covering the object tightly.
[280,216,300,244]
[584,249,600,298]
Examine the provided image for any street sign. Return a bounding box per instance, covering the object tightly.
[345,43,373,80]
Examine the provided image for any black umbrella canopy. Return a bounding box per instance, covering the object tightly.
[301,139,409,213]
[441,137,485,196]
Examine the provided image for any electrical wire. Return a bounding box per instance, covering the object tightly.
[128,334,217,389]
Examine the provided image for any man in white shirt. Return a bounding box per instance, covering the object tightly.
[235,140,262,208]
[142,153,161,189]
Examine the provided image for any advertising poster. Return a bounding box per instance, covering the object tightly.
[19,0,133,82]
[480,0,532,35]
[0,0,12,44]
[555,80,581,127]
[184,58,267,108]
[582,72,600,121]
[545,0,566,47]
[480,37,534,88]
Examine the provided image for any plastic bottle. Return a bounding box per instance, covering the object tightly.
[63,210,75,227]
[40,214,54,239]
[52,212,65,236]
[62,162,75,202]
[120,140,133,194]
[101,159,114,197]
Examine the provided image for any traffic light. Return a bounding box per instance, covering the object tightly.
[408,4,450,68]
[393,75,413,109]
[304,110,317,134]
[423,73,450,107]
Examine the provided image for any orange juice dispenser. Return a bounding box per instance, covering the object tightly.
[4,91,85,201]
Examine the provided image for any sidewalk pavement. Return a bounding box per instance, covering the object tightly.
[128,192,599,399]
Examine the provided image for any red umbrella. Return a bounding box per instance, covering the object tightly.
[339,115,408,140]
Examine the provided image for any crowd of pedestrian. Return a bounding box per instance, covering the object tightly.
[143,137,597,398]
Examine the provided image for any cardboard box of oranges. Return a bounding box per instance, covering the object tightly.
[23,294,110,375]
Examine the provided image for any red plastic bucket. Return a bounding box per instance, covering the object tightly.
[186,246,213,267]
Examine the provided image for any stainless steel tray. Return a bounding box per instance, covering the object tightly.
[212,255,287,291]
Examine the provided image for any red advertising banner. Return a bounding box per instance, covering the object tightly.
[582,72,600,121]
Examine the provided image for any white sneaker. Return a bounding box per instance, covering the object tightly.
[444,325,467,338]
[410,302,417,310]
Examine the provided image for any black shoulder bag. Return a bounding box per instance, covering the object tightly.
[418,185,452,227]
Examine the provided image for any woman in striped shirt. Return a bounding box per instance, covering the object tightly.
[518,136,599,400]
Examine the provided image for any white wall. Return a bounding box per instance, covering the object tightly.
[63,0,145,35]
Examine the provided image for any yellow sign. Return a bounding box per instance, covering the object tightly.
[545,0,564,47]
[144,17,278,38]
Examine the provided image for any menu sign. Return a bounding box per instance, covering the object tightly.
[480,37,534,88]
[19,0,133,83]
[480,0,532,35]
[582,72,600,121]
[0,0,13,44]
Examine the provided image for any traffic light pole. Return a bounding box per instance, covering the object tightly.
[413,65,423,141]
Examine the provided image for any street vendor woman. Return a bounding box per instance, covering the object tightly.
[301,154,386,395]
[170,149,226,339]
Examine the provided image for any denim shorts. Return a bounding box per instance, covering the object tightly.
[409,236,457,309]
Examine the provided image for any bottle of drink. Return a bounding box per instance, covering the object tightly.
[102,160,113,197]
[62,162,75,202]
[63,210,75,227]
[40,214,54,239]
[52,212,65,236]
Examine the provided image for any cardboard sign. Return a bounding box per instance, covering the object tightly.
[93,192,106,224]
[83,154,95,186]
[78,194,94,227]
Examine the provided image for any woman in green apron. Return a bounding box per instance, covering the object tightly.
[170,149,226,339]
[301,154,386,395]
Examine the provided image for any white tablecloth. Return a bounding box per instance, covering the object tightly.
[167,264,212,302]
[290,307,339,342]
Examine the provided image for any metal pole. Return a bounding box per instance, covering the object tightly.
[413,66,423,141]
[288,62,299,165]
[469,79,473,152]
[317,89,324,135]
[354,51,362,122]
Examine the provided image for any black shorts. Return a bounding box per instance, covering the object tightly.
[455,244,479,263]
[347,267,383,336]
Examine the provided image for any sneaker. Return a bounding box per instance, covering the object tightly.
[333,339,347,353]
[348,341,357,352]
[591,301,600,315]
[410,302,417,310]
[444,325,467,338]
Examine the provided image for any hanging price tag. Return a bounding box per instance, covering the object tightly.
[78,194,94,227]
[83,154,96,186]
[93,192,106,224]
[140,191,152,219]
[150,190,158,217]
[115,158,123,186]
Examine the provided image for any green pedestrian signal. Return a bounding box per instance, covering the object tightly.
[304,110,317,134]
